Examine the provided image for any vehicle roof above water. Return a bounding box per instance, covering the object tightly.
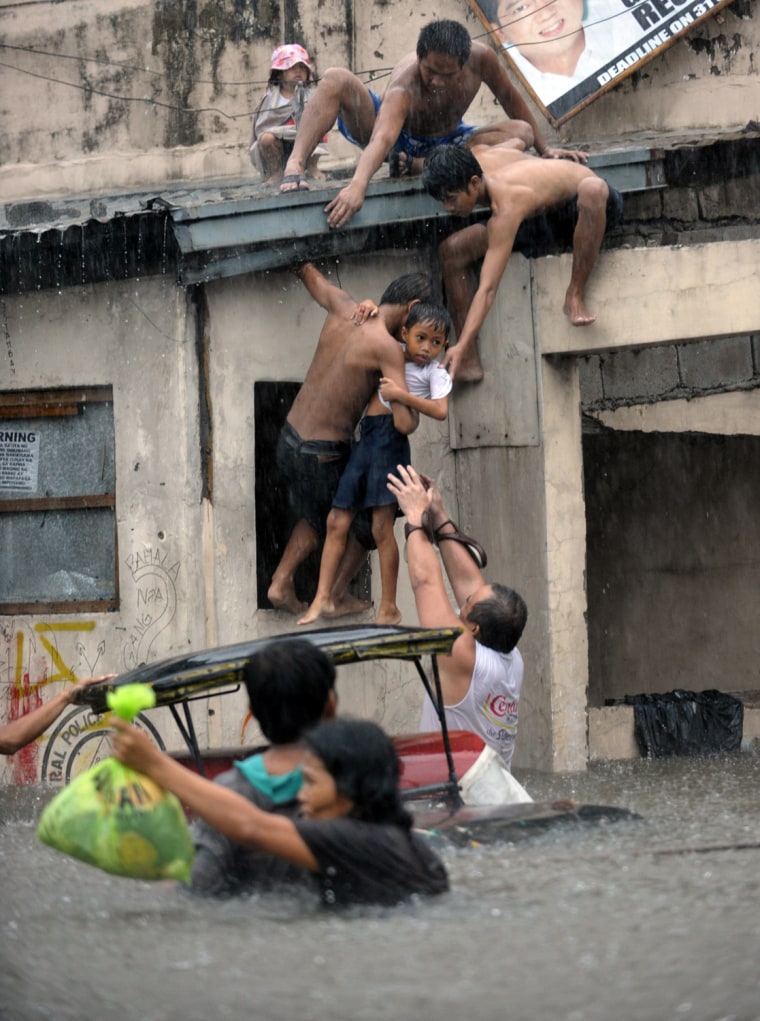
[75,624,462,714]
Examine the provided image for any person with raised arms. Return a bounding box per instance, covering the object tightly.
[387,464,527,771]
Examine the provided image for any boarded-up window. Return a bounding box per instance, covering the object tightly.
[0,386,118,613]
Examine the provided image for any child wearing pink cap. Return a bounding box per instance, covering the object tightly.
[249,44,328,187]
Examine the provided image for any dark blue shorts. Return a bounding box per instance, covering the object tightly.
[333,415,410,512]
[337,90,475,159]
[562,185,624,230]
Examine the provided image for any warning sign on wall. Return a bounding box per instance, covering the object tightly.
[0,429,40,492]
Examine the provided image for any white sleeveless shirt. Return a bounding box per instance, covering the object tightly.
[420,642,523,770]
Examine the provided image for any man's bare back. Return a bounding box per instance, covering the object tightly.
[287,303,390,444]
[474,143,597,220]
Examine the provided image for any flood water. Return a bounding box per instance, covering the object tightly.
[2,752,759,1021]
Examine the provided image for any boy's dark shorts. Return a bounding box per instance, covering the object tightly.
[276,423,349,539]
[514,184,624,257]
[333,415,411,512]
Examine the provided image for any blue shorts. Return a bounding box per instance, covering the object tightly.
[333,415,410,512]
[337,90,476,159]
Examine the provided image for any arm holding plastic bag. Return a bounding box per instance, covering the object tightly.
[112,718,319,871]
[37,684,195,882]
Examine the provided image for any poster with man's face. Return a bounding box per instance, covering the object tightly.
[468,0,735,125]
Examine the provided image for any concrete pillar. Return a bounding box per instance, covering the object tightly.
[539,355,589,771]
[447,257,590,771]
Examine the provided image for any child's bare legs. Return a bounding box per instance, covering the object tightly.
[257,132,288,186]
[299,507,354,625]
[328,533,373,616]
[372,504,402,625]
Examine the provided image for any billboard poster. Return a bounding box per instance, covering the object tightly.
[468,0,735,125]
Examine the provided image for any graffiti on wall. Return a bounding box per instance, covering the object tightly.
[121,547,179,671]
[1,543,181,784]
[1,620,100,784]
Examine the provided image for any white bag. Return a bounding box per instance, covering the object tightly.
[459,745,533,806]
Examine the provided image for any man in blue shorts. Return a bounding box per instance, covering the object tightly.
[279,19,586,228]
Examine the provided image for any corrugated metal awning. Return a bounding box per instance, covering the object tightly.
[164,147,665,285]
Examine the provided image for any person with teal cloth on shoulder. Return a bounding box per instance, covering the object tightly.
[112,643,449,907]
[189,639,337,896]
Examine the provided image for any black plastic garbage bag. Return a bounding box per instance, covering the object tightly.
[625,689,743,758]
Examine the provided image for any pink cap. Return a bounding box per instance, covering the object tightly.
[270,44,313,72]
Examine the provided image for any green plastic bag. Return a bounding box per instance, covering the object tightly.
[37,684,194,882]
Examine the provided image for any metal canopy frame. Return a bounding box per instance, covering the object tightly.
[75,623,466,805]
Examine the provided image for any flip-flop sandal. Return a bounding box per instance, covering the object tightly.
[434,519,488,569]
[280,173,310,193]
[388,152,412,179]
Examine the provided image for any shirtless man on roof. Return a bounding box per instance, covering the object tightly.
[279,19,586,229]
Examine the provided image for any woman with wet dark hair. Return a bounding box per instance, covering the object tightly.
[112,713,448,907]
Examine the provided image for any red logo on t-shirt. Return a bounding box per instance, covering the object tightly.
[489,695,508,719]
[487,695,518,720]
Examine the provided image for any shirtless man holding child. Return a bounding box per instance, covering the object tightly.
[267,263,433,615]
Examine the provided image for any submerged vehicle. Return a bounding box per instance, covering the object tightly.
[75,624,638,842]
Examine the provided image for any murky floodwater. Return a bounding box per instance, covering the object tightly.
[2,753,759,1021]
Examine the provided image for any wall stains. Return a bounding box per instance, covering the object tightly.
[687,30,745,71]
[152,0,202,147]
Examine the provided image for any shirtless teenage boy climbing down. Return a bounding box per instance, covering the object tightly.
[423,141,622,382]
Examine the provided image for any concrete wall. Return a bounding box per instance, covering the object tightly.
[3,240,759,780]
[1,1,759,779]
[0,275,206,783]
[1,0,758,201]
[0,254,447,784]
